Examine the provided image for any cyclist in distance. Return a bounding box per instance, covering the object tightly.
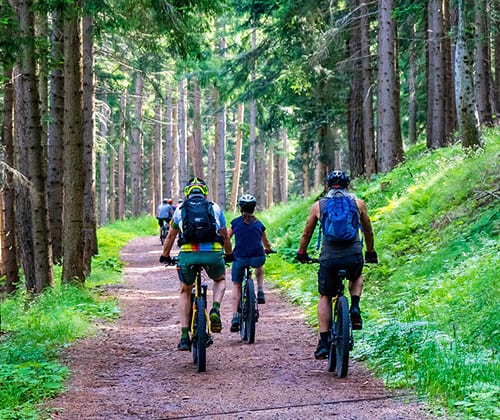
[159,177,233,351]
[228,194,273,332]
[157,198,174,234]
[296,170,378,359]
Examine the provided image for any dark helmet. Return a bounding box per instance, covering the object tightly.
[327,170,350,189]
[162,198,168,204]
[238,194,257,213]
[183,177,209,196]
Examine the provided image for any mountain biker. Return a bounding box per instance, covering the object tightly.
[157,198,175,234]
[159,177,233,351]
[296,170,378,359]
[228,194,273,332]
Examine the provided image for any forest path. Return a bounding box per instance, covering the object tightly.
[48,236,440,419]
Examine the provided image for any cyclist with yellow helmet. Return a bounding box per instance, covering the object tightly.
[160,177,233,351]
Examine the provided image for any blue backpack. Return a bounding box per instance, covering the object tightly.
[320,191,360,244]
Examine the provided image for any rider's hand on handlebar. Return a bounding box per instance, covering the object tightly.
[224,253,235,264]
[159,255,174,265]
[296,251,310,263]
[364,250,378,264]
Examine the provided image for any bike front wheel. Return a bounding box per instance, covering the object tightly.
[334,295,350,377]
[192,296,207,373]
[240,278,256,344]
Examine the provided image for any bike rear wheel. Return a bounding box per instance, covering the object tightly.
[192,296,207,373]
[240,278,256,344]
[334,295,350,377]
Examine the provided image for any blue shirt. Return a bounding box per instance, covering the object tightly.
[231,216,266,258]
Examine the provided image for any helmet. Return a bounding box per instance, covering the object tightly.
[238,194,257,213]
[327,170,350,189]
[162,198,168,204]
[167,198,173,204]
[183,177,209,196]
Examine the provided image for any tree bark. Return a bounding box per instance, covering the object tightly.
[1,66,19,293]
[16,0,53,292]
[62,0,85,283]
[47,8,64,263]
[455,0,482,148]
[117,92,126,219]
[178,78,188,186]
[192,79,204,179]
[154,97,163,210]
[376,0,403,172]
[130,72,144,217]
[230,103,244,212]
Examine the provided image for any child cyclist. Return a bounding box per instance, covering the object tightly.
[228,194,273,332]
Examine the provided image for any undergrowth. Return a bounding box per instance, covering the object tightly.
[263,129,500,419]
[0,215,156,419]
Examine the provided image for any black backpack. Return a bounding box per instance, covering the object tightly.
[178,195,223,245]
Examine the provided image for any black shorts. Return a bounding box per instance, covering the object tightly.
[158,217,170,227]
[317,254,363,297]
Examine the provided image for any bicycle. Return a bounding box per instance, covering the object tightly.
[166,257,213,373]
[310,259,353,378]
[237,250,275,344]
[160,220,169,245]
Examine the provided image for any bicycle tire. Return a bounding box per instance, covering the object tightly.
[242,278,256,344]
[334,295,350,377]
[192,296,207,373]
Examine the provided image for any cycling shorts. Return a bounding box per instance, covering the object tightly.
[177,251,225,286]
[231,256,266,285]
[317,254,363,297]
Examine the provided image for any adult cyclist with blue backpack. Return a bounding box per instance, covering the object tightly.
[296,170,378,359]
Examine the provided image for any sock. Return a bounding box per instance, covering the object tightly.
[320,331,330,345]
[351,295,360,310]
[181,327,189,339]
[213,301,220,311]
[232,312,239,319]
[258,287,264,292]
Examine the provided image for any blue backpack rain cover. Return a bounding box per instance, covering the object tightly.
[320,190,360,244]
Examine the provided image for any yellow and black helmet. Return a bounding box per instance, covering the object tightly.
[183,177,209,196]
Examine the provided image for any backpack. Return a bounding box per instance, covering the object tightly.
[178,195,222,245]
[320,190,360,244]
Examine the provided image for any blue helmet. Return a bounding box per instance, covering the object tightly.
[327,170,350,189]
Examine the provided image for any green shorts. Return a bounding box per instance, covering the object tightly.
[177,251,225,286]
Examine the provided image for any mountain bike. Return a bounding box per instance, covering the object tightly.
[238,265,258,344]
[160,220,169,245]
[310,259,353,378]
[237,251,276,344]
[167,257,213,373]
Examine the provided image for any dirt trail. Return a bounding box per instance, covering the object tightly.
[47,236,440,419]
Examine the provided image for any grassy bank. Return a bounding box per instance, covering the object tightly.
[0,216,156,419]
[262,129,499,419]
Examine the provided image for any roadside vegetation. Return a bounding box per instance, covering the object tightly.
[0,217,156,419]
[262,129,500,419]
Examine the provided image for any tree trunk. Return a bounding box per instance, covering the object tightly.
[62,1,85,284]
[164,87,173,199]
[109,141,116,223]
[1,66,19,293]
[192,79,204,179]
[130,72,144,217]
[408,15,418,145]
[178,78,188,186]
[171,102,180,200]
[13,65,36,291]
[230,103,244,212]
[427,0,446,148]
[154,97,163,209]
[16,0,54,292]
[255,139,265,209]
[474,0,493,125]
[494,0,500,116]
[360,1,376,176]
[455,0,482,148]
[117,92,126,219]
[376,0,403,172]
[248,27,257,193]
[99,112,108,226]
[47,9,64,263]
[266,145,274,208]
[82,14,97,274]
[215,90,226,208]
[279,129,288,203]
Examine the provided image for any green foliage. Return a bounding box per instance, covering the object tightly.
[263,129,500,419]
[0,216,155,419]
